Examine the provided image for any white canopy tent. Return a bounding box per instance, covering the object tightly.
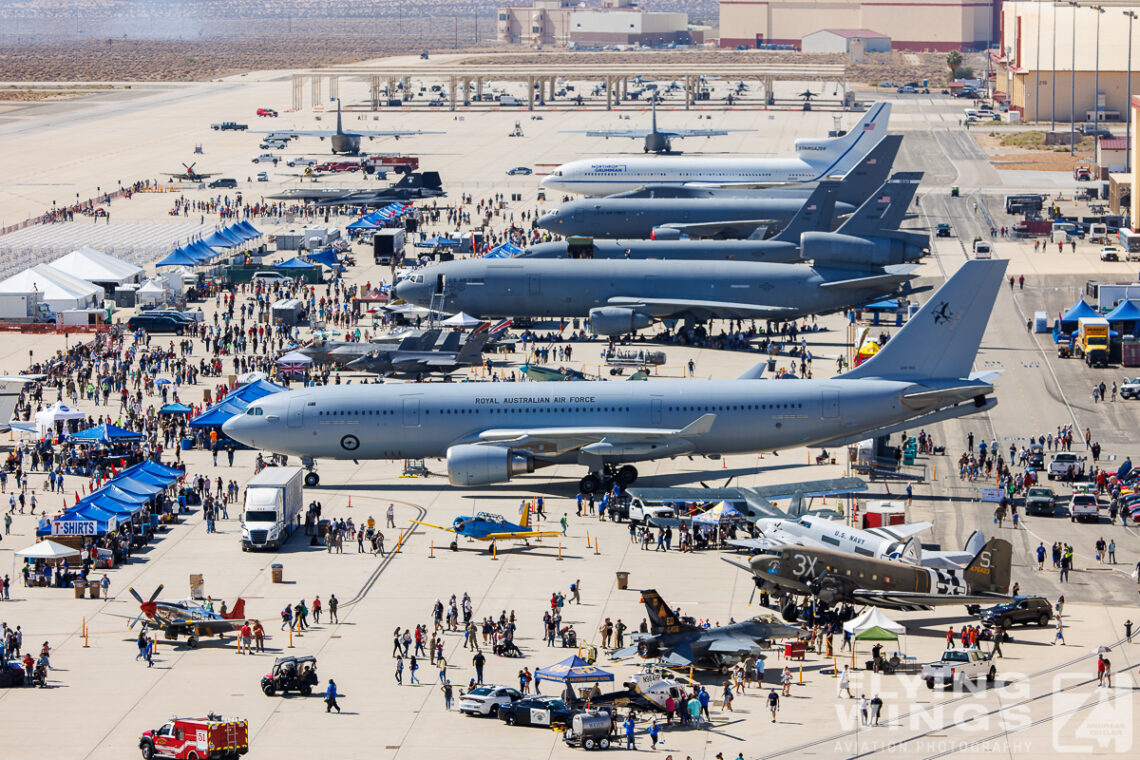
[48,246,143,287]
[843,607,906,637]
[15,539,80,560]
[441,312,483,328]
[136,278,169,307]
[35,402,87,437]
[0,264,101,312]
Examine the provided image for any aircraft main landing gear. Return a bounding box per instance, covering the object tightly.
[578,465,638,495]
[301,457,320,487]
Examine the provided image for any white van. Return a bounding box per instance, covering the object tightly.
[499,95,522,106]
[972,240,992,259]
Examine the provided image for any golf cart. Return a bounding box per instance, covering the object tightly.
[261,655,319,696]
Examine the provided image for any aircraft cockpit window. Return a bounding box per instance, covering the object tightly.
[246,407,264,416]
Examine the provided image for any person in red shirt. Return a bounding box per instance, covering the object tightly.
[238,622,252,655]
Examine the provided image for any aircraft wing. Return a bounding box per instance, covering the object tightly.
[481,529,564,541]
[726,536,789,553]
[705,636,766,654]
[659,642,696,667]
[474,414,715,456]
[657,220,777,238]
[747,478,867,501]
[187,619,246,635]
[409,519,456,534]
[865,522,933,542]
[919,550,977,568]
[849,589,1009,612]
[609,644,641,660]
[607,296,800,322]
[575,129,652,138]
[817,266,918,291]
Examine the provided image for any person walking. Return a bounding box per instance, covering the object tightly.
[1036,543,1046,570]
[409,655,420,684]
[473,650,486,684]
[623,715,636,749]
[767,689,780,723]
[328,594,338,624]
[1054,617,1066,646]
[395,655,404,685]
[648,721,660,750]
[386,503,395,528]
[859,695,870,725]
[570,579,581,604]
[781,666,792,696]
[838,664,854,698]
[324,679,341,713]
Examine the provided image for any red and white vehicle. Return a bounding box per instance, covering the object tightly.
[256,108,278,117]
[362,154,419,175]
[315,160,361,173]
[139,716,248,760]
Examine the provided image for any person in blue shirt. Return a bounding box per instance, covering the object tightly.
[699,686,711,720]
[623,716,636,749]
[325,679,341,713]
[648,721,659,749]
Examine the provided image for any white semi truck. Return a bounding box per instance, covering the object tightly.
[241,466,303,551]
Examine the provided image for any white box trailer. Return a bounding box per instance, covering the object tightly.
[241,466,304,551]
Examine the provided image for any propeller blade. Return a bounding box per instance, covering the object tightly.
[722,476,735,488]
[129,613,144,630]
[748,585,757,607]
[128,587,144,604]
[148,584,164,604]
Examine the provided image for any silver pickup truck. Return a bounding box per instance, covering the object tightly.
[921,648,996,689]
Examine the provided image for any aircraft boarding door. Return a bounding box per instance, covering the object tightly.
[573,209,584,224]
[650,397,663,425]
[821,390,840,419]
[402,398,421,428]
[287,397,305,428]
[529,275,542,296]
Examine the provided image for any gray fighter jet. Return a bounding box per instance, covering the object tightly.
[298,329,441,367]
[222,261,1005,490]
[609,590,803,669]
[268,172,444,204]
[346,329,489,377]
[521,168,926,267]
[536,134,902,240]
[393,256,919,337]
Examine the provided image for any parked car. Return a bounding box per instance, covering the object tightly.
[936,223,952,238]
[921,648,995,689]
[257,108,279,117]
[499,696,576,727]
[208,178,237,189]
[252,154,279,164]
[1120,377,1140,399]
[251,271,294,287]
[0,660,25,687]
[1048,452,1086,481]
[256,171,269,182]
[506,166,533,175]
[1100,245,1123,261]
[127,314,189,335]
[287,157,317,168]
[261,655,319,696]
[1069,492,1100,522]
[979,597,1053,629]
[459,685,523,717]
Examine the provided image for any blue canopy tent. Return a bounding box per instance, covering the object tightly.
[222,224,253,242]
[190,400,247,428]
[229,378,287,402]
[347,213,384,230]
[130,459,185,481]
[187,240,218,262]
[120,469,173,487]
[308,249,344,269]
[1105,300,1140,334]
[1059,299,1100,331]
[156,248,201,268]
[235,221,262,239]
[863,298,900,311]
[275,257,314,270]
[535,655,614,685]
[110,477,164,496]
[203,228,243,248]
[82,493,144,514]
[97,484,152,505]
[159,403,193,415]
[415,235,461,249]
[484,243,522,259]
[66,504,123,530]
[69,424,145,444]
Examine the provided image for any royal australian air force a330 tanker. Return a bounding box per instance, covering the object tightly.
[223,261,1005,493]
[539,102,891,196]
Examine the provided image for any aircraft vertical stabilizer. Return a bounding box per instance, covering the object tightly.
[769,182,837,243]
[963,539,1012,594]
[641,589,700,635]
[839,259,1007,381]
[835,171,922,237]
[833,134,901,206]
[795,102,891,170]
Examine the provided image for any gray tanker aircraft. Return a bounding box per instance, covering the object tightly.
[559,95,752,154]
[537,134,901,239]
[522,170,925,266]
[393,256,918,337]
[252,99,442,155]
[223,261,1005,492]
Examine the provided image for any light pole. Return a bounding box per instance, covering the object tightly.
[1035,0,1042,122]
[1092,5,1105,140]
[1052,1,1058,131]
[1069,1,1079,155]
[1126,10,1138,172]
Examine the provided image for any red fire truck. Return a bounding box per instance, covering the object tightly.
[362,154,419,175]
[139,716,248,759]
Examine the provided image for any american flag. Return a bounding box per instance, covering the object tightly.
[877,195,891,204]
[863,122,876,131]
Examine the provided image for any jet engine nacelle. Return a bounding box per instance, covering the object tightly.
[446,444,534,486]
[649,226,681,240]
[588,307,653,336]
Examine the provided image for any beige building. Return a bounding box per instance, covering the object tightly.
[497,0,696,47]
[718,0,995,51]
[998,1,1140,123]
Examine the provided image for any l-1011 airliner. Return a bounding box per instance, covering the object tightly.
[539,102,891,196]
[223,260,1004,493]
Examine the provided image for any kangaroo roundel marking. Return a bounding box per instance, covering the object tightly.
[340,434,360,452]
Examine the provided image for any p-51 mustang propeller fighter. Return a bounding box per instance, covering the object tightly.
[107,585,248,647]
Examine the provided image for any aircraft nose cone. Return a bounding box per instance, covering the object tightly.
[221,415,251,445]
[536,212,558,230]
